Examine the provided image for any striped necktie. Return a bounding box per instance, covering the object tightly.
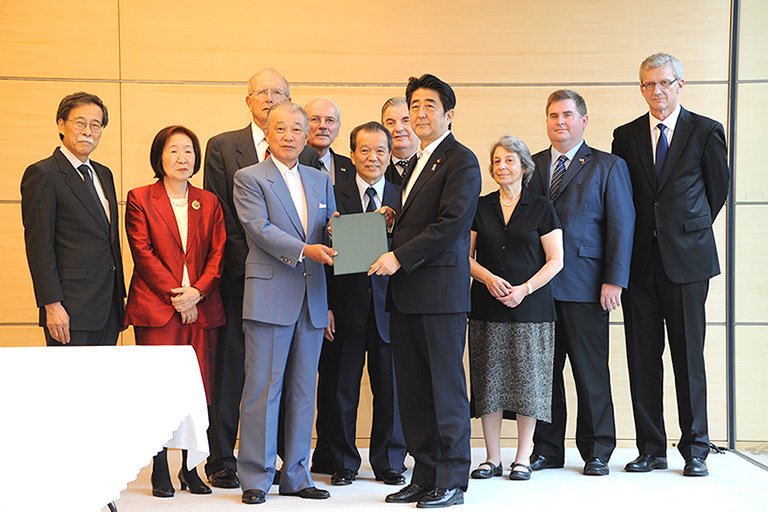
[549,155,567,200]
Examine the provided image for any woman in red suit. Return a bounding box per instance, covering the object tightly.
[125,125,226,498]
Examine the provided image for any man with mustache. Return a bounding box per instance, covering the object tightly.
[300,97,355,185]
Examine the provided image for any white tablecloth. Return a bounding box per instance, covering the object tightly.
[0,345,209,512]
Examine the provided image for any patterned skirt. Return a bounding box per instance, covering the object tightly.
[468,319,554,422]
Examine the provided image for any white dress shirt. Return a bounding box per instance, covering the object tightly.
[649,103,681,164]
[60,144,111,222]
[402,129,451,205]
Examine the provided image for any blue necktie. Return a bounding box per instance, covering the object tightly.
[365,187,376,212]
[549,155,567,200]
[654,123,668,180]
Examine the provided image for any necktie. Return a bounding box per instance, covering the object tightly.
[365,187,377,212]
[549,155,567,201]
[654,123,668,180]
[77,164,108,223]
[264,146,271,160]
[396,159,409,177]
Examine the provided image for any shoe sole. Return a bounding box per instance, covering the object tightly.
[416,497,464,508]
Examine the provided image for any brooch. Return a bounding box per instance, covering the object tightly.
[192,200,201,210]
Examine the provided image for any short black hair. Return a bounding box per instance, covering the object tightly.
[56,92,109,141]
[349,121,393,152]
[149,125,202,179]
[405,74,456,113]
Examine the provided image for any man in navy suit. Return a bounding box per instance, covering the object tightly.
[381,97,420,187]
[21,91,125,347]
[371,74,481,508]
[233,102,336,504]
[528,89,635,476]
[612,53,729,477]
[300,97,355,185]
[313,121,406,487]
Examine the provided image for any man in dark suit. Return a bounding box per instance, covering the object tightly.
[203,67,311,488]
[233,102,336,504]
[370,74,481,508]
[300,97,355,185]
[612,53,729,477]
[313,122,406,487]
[381,97,420,187]
[527,89,635,476]
[21,91,125,347]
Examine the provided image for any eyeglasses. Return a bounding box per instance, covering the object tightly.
[640,79,679,91]
[251,89,287,99]
[66,118,103,133]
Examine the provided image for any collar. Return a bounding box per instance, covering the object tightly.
[59,145,91,170]
[319,150,333,171]
[271,155,299,178]
[550,139,584,168]
[649,103,682,132]
[355,173,385,200]
[251,121,266,144]
[417,130,450,160]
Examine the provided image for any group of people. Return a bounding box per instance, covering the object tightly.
[20,51,729,509]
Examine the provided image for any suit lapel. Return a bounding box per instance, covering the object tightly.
[340,180,364,214]
[236,125,259,168]
[657,107,692,191]
[301,165,318,240]
[151,181,184,251]
[266,160,305,239]
[400,134,453,217]
[330,149,351,183]
[631,114,657,189]
[186,184,203,252]
[382,180,399,210]
[56,150,110,234]
[91,161,119,241]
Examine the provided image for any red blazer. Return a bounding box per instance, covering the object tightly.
[124,180,226,329]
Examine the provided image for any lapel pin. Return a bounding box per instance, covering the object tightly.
[192,200,201,210]
[579,158,585,164]
[431,159,442,172]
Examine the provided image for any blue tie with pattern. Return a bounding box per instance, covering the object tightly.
[549,155,567,200]
[654,123,668,180]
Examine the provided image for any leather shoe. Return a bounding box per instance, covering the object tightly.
[509,463,531,481]
[279,487,330,499]
[624,454,668,473]
[683,457,708,477]
[471,461,502,479]
[242,489,266,504]
[385,483,430,503]
[583,457,609,476]
[528,453,564,471]
[331,469,357,485]
[375,468,406,485]
[416,488,464,508]
[208,467,239,488]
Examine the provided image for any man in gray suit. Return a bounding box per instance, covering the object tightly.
[233,102,337,504]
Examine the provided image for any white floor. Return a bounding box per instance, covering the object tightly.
[107,448,768,512]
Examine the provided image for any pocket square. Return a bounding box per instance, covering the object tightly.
[319,203,327,208]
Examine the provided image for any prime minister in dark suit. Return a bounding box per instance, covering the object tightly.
[528,90,635,477]
[612,53,729,477]
[233,102,336,505]
[370,74,481,508]
[313,121,406,487]
[21,91,125,346]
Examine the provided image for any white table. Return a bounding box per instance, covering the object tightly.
[0,345,209,512]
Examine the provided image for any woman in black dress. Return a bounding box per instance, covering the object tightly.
[468,136,563,481]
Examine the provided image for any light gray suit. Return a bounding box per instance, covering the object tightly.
[233,156,335,494]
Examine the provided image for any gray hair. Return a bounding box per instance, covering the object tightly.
[381,97,407,122]
[265,102,308,133]
[639,53,684,81]
[247,67,290,96]
[489,135,535,187]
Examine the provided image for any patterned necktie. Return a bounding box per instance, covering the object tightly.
[396,159,409,177]
[549,155,568,200]
[654,123,668,180]
[365,187,377,212]
[264,146,271,161]
[77,164,108,223]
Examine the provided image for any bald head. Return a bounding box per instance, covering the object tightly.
[245,68,291,130]
[304,97,341,157]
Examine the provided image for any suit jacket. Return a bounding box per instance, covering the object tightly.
[299,147,355,185]
[123,181,226,329]
[328,178,400,342]
[529,142,635,303]
[20,148,125,330]
[233,157,336,328]
[389,133,482,314]
[385,161,404,187]
[612,108,729,284]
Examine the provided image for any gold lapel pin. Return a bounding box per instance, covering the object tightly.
[192,200,201,210]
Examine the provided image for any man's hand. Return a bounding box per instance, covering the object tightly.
[45,301,70,344]
[304,244,337,265]
[368,251,401,276]
[327,211,340,237]
[324,310,335,341]
[171,286,202,312]
[600,283,623,311]
[376,206,396,230]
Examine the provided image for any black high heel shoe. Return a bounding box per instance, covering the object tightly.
[178,449,212,495]
[151,448,175,498]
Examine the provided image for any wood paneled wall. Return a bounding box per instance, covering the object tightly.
[2,0,758,447]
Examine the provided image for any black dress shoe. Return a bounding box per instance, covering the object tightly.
[242,489,266,504]
[208,467,240,488]
[583,457,609,476]
[178,468,212,494]
[280,487,331,499]
[385,483,430,503]
[272,469,281,486]
[509,463,531,481]
[683,457,708,477]
[331,469,357,485]
[416,488,464,508]
[624,454,668,472]
[375,468,406,485]
[528,453,564,471]
[470,461,502,479]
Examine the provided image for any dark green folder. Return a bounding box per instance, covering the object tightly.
[331,212,388,275]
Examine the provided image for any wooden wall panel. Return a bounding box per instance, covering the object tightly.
[735,84,768,202]
[0,1,119,79]
[117,0,729,84]
[0,81,122,201]
[734,205,768,323]
[0,326,45,348]
[739,0,768,81]
[0,205,37,324]
[735,327,768,441]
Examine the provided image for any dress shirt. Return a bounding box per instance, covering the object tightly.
[649,103,681,163]
[271,156,308,236]
[355,174,385,211]
[318,150,335,184]
[402,130,451,204]
[548,140,584,187]
[60,144,111,223]
[251,122,269,163]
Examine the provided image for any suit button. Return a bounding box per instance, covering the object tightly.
[366,288,372,294]
[654,201,660,207]
[501,245,506,250]
[110,265,116,271]
[302,272,307,278]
